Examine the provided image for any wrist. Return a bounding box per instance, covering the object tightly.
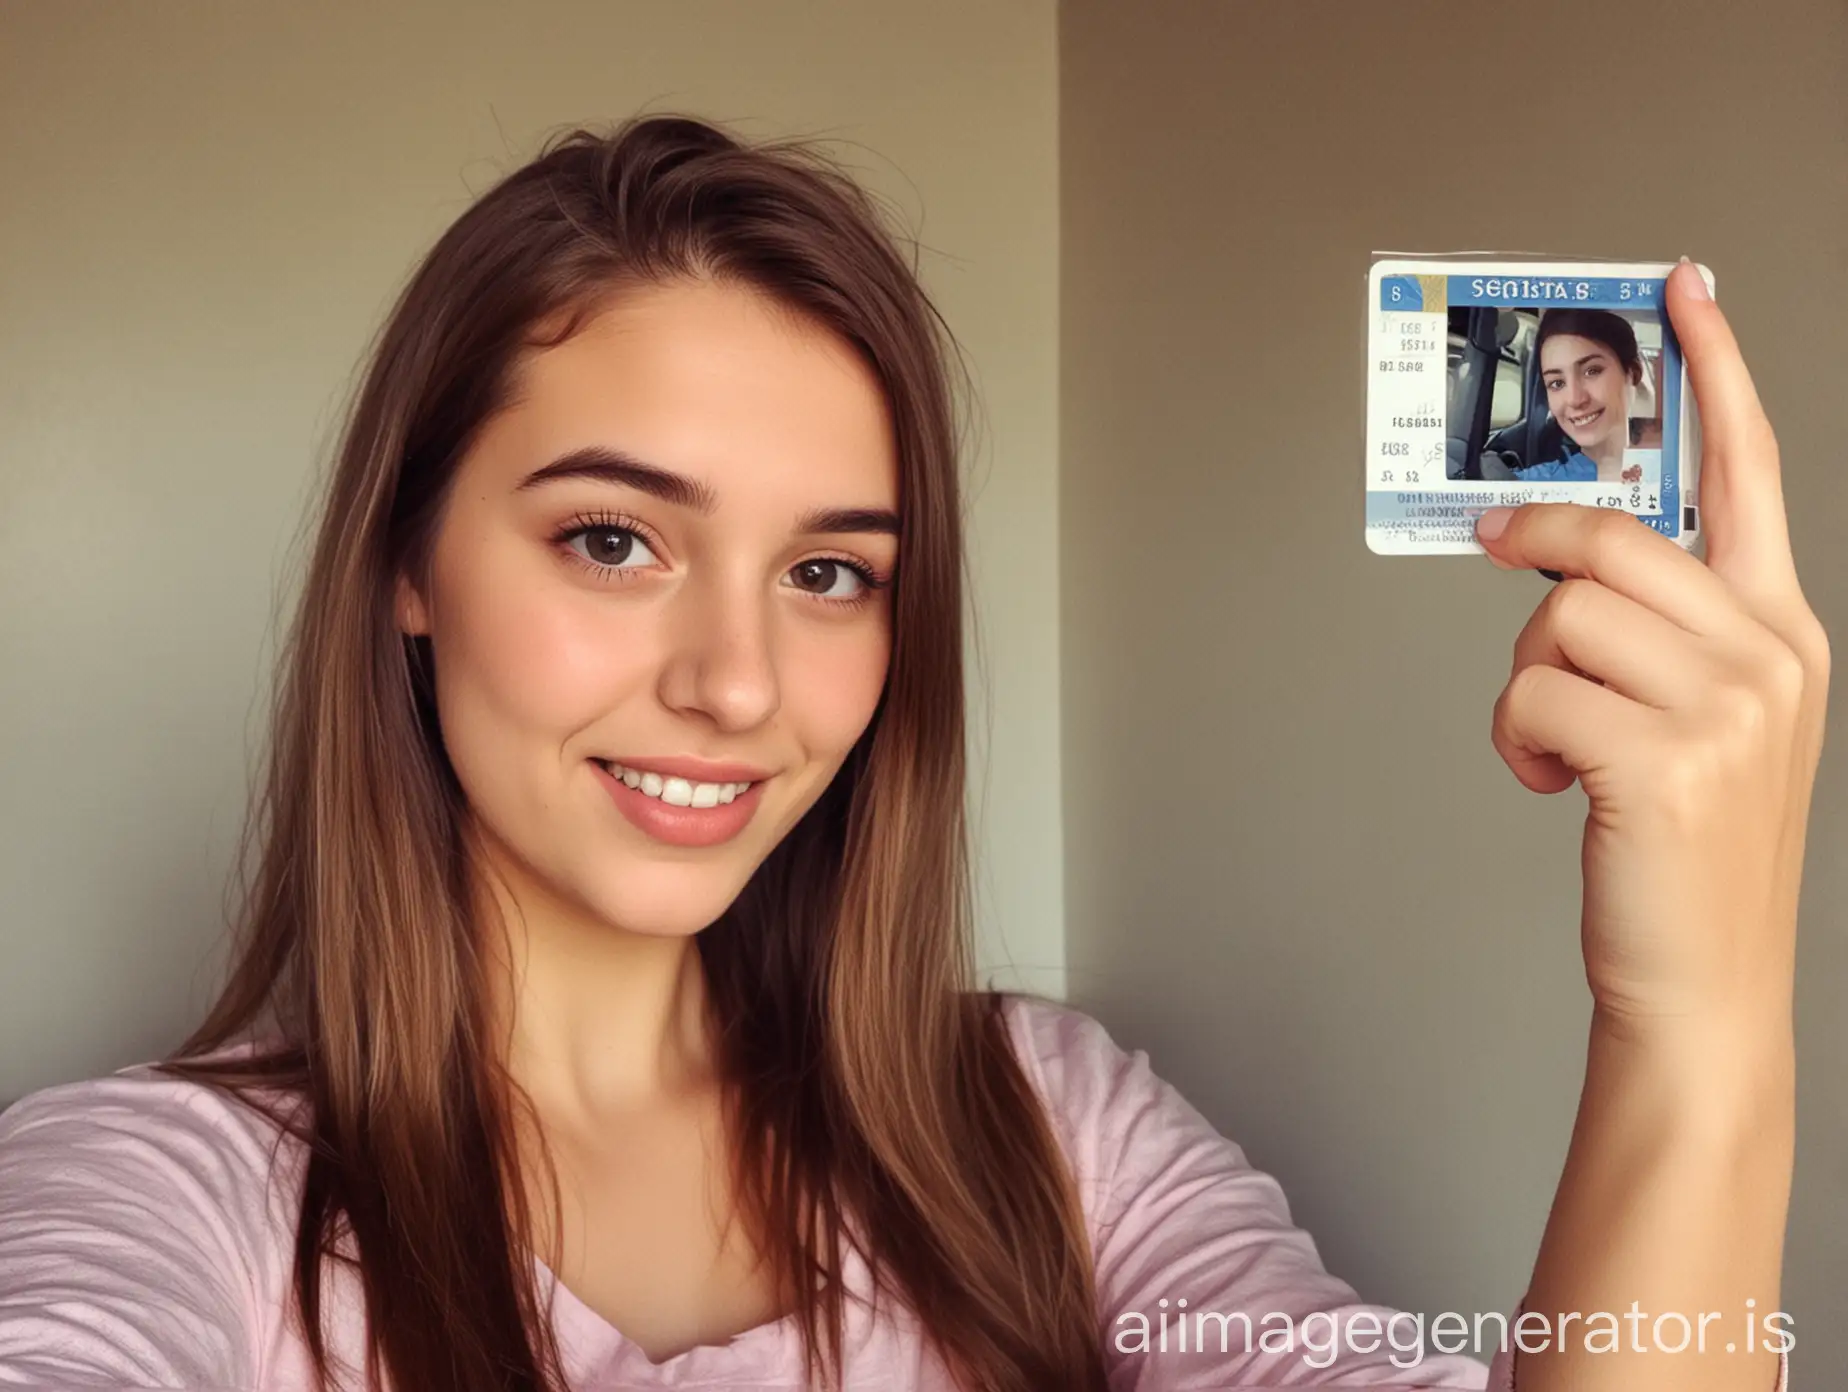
[1586,1006,1794,1143]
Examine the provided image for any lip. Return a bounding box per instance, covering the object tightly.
[1566,407,1604,428]
[600,754,775,783]
[590,759,768,848]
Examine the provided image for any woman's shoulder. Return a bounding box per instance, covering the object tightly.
[990,993,1246,1202]
[4,1042,301,1140]
[1516,451,1597,481]
[993,991,1136,1099]
[0,1047,308,1252]
[993,990,1174,1097]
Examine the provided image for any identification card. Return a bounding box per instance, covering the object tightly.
[1365,257,1708,555]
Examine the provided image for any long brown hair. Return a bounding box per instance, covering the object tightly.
[162,116,1109,1392]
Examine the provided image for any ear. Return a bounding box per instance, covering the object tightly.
[395,573,431,636]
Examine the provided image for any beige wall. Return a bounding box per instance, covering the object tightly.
[0,0,1062,1101]
[1059,0,1847,1369]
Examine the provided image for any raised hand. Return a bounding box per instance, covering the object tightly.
[1474,261,1829,1035]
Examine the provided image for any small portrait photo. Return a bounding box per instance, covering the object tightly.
[1445,304,1665,486]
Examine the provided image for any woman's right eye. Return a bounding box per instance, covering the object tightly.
[566,526,659,571]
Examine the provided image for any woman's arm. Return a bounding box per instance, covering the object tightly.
[0,1074,270,1390]
[1006,995,1507,1389]
[1472,260,1827,1391]
[1512,1011,1793,1391]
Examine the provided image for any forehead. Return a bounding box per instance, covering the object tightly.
[1539,333,1619,371]
[474,279,898,506]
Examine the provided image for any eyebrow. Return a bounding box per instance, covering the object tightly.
[794,505,900,537]
[515,444,899,536]
[517,446,717,512]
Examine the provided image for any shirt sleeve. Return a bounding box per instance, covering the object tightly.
[1006,997,1791,1391]
[1005,995,1497,1388]
[0,1074,277,1391]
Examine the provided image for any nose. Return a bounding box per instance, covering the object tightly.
[656,570,781,734]
[1567,373,1593,409]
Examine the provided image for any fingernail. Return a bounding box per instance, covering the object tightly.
[1674,259,1710,301]
[1475,507,1513,542]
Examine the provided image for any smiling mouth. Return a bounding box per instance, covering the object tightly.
[594,760,754,809]
[1567,407,1605,430]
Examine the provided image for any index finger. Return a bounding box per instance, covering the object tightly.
[1664,260,1799,596]
[1478,501,1751,639]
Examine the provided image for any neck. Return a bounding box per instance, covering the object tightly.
[1583,431,1627,479]
[473,827,715,1127]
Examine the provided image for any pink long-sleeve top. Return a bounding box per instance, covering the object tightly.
[0,996,1788,1390]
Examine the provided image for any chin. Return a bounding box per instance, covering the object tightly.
[576,863,754,939]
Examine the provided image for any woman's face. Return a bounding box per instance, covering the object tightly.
[1539,333,1632,453]
[399,280,899,938]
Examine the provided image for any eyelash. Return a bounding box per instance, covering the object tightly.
[548,509,892,608]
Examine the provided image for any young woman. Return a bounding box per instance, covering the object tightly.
[0,118,1824,1392]
[1514,308,1649,483]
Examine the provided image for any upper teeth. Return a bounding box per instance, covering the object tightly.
[1569,409,1602,426]
[608,763,753,809]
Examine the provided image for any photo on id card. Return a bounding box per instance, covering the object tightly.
[1364,258,1709,555]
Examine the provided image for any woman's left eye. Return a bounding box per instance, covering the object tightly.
[785,558,871,601]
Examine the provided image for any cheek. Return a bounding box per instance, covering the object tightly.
[784,621,891,757]
[431,549,654,755]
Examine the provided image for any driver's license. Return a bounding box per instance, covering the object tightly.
[1365,256,1707,556]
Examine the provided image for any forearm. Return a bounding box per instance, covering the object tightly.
[1516,1008,1795,1392]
